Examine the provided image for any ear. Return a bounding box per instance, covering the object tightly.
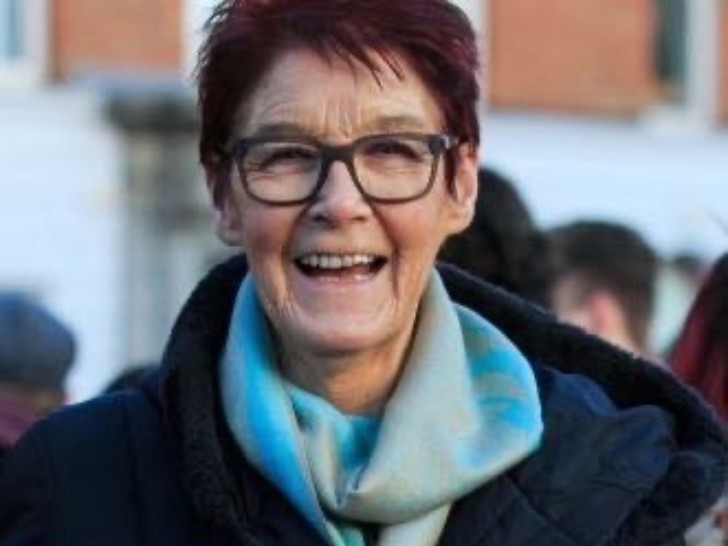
[214,200,244,247]
[208,168,244,247]
[444,144,478,235]
[585,290,637,352]
[588,290,623,335]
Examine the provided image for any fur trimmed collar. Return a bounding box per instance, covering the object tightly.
[155,256,727,545]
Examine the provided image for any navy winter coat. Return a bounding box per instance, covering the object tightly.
[1,258,726,546]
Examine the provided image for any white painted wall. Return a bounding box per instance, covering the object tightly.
[483,113,728,259]
[0,88,124,400]
[451,0,483,32]
[183,0,219,81]
[685,0,720,127]
[0,0,48,89]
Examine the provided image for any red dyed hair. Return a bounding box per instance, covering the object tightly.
[196,0,480,206]
[670,253,728,421]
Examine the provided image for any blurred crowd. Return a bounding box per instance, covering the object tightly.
[0,165,725,542]
[443,166,728,544]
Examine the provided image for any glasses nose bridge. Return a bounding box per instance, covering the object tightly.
[315,142,363,196]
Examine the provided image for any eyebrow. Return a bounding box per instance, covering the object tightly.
[359,114,433,134]
[245,123,311,139]
[244,115,434,140]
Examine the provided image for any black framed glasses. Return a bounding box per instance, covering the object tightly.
[226,132,459,205]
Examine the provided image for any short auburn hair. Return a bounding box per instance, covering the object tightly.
[196,0,480,205]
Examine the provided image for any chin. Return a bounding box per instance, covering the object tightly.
[292,319,395,358]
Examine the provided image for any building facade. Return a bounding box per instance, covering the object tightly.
[1,0,726,398]
[487,0,728,124]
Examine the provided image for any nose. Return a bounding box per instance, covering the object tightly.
[307,160,373,225]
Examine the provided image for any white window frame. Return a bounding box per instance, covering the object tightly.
[644,0,720,130]
[684,0,720,127]
[0,0,48,89]
[183,0,219,85]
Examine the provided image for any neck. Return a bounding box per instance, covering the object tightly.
[590,312,644,356]
[602,329,645,357]
[277,322,416,416]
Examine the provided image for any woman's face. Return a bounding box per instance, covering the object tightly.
[216,48,477,362]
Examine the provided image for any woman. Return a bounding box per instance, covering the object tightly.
[671,253,728,546]
[1,1,725,545]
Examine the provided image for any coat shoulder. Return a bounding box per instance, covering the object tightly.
[513,363,699,545]
[0,389,192,546]
[10,388,166,465]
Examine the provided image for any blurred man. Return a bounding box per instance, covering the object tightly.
[0,293,76,455]
[547,221,658,356]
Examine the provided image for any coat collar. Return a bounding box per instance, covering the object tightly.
[156,255,727,545]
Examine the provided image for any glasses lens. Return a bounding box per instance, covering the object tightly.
[241,141,320,202]
[354,135,435,200]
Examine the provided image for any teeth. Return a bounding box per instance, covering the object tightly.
[299,253,379,270]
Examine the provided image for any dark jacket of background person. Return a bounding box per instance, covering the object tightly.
[1,258,725,546]
[439,167,552,307]
[0,293,75,455]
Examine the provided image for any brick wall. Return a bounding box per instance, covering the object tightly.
[488,0,658,116]
[51,0,182,80]
[719,1,728,122]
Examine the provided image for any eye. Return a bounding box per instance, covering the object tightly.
[362,137,427,162]
[245,143,318,173]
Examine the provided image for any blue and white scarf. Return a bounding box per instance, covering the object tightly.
[221,272,543,546]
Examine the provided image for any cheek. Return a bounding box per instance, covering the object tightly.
[392,200,451,258]
[240,211,293,310]
[239,208,292,272]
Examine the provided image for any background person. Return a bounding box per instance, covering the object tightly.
[670,252,728,421]
[439,166,552,307]
[1,1,725,545]
[547,220,659,356]
[0,293,75,456]
[670,253,728,545]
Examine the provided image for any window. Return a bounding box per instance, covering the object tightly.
[655,0,687,103]
[0,0,22,60]
[183,0,219,81]
[0,0,47,88]
[649,0,720,126]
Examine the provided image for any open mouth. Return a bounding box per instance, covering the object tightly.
[295,252,388,279]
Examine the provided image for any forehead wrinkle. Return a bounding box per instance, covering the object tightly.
[239,48,442,140]
[322,93,358,141]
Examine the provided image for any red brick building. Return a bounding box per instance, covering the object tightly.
[488,0,728,123]
[720,2,728,121]
[488,0,657,116]
[50,0,182,80]
[4,0,727,122]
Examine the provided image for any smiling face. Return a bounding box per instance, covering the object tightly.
[215,47,477,368]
